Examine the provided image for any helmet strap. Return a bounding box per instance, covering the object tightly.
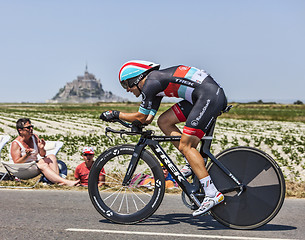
[129,75,143,93]
[135,83,142,94]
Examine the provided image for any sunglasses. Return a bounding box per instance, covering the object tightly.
[120,77,141,89]
[120,79,134,89]
[84,153,94,157]
[22,125,34,130]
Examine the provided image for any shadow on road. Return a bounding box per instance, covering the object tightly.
[99,213,296,231]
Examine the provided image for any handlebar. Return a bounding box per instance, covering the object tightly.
[105,119,151,140]
[115,119,132,128]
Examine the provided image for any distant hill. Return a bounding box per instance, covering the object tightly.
[48,66,127,103]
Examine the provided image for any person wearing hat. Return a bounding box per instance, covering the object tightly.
[74,147,105,187]
[140,163,178,189]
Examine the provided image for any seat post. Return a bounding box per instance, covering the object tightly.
[199,119,217,159]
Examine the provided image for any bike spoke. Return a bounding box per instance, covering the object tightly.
[125,189,129,213]
[102,173,122,185]
[130,188,149,205]
[118,188,126,213]
[89,146,165,224]
[129,185,152,197]
[99,184,123,193]
[131,192,139,211]
[108,188,123,207]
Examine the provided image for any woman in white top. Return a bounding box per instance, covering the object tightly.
[10,118,79,186]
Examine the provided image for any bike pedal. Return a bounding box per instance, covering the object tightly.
[191,205,199,210]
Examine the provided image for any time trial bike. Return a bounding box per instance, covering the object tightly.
[88,106,285,230]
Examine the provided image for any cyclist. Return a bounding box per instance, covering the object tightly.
[100,60,227,216]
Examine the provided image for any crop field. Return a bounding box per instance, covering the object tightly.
[0,103,304,185]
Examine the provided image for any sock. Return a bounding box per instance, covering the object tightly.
[200,175,218,197]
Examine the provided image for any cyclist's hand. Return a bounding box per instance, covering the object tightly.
[100,110,120,122]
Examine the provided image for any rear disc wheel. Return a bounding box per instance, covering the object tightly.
[208,146,285,230]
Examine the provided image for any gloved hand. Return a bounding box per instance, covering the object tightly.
[100,110,120,122]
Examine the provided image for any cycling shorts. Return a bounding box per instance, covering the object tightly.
[171,77,227,139]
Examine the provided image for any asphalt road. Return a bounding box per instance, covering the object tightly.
[0,189,303,240]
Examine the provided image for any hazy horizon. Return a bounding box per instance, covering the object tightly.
[1,1,304,104]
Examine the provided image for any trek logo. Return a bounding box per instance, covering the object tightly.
[155,145,184,182]
[175,78,194,86]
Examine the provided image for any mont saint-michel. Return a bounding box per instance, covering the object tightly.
[49,66,127,103]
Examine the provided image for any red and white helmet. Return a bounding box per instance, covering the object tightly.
[118,60,160,89]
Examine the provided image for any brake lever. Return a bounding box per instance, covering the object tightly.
[105,127,113,142]
[120,132,127,142]
[105,127,129,142]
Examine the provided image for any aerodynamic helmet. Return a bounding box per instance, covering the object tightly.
[118,60,160,89]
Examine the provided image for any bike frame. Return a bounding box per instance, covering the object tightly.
[122,120,246,208]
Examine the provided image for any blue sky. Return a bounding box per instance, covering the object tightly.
[0,0,304,103]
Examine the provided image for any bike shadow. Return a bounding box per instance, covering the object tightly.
[99,213,296,231]
[143,213,226,230]
[144,213,296,231]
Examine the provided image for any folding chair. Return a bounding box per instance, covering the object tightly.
[0,135,10,156]
[0,135,11,181]
[0,139,64,188]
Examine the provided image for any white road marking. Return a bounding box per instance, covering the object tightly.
[65,228,294,240]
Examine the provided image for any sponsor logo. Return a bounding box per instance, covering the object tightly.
[179,66,190,71]
[194,99,210,123]
[155,179,161,188]
[148,101,152,109]
[113,149,120,156]
[140,92,147,108]
[141,92,146,100]
[155,145,184,182]
[216,87,220,95]
[120,148,134,151]
[152,188,161,208]
[205,117,214,130]
[106,210,113,217]
[191,120,198,126]
[175,78,194,86]
[103,151,112,158]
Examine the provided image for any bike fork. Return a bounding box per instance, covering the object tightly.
[122,142,146,186]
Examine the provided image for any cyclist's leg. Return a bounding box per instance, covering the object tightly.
[157,100,192,150]
[158,101,194,177]
[179,134,207,178]
[181,81,227,216]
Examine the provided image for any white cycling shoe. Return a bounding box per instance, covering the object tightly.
[193,191,224,217]
[180,164,193,178]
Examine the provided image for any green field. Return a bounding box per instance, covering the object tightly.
[1,102,305,122]
[0,102,304,196]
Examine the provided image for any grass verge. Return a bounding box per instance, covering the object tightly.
[0,175,304,198]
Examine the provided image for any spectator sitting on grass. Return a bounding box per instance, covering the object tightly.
[74,147,105,187]
[139,163,178,189]
[10,118,79,186]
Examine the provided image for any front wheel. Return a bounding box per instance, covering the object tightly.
[88,144,165,224]
[207,146,285,230]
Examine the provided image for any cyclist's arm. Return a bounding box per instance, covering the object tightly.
[119,111,148,124]
[119,80,163,124]
[145,114,155,124]
[144,96,162,124]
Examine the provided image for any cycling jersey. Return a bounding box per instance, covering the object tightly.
[139,65,227,138]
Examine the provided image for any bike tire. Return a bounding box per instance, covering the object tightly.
[207,146,285,230]
[88,144,165,224]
